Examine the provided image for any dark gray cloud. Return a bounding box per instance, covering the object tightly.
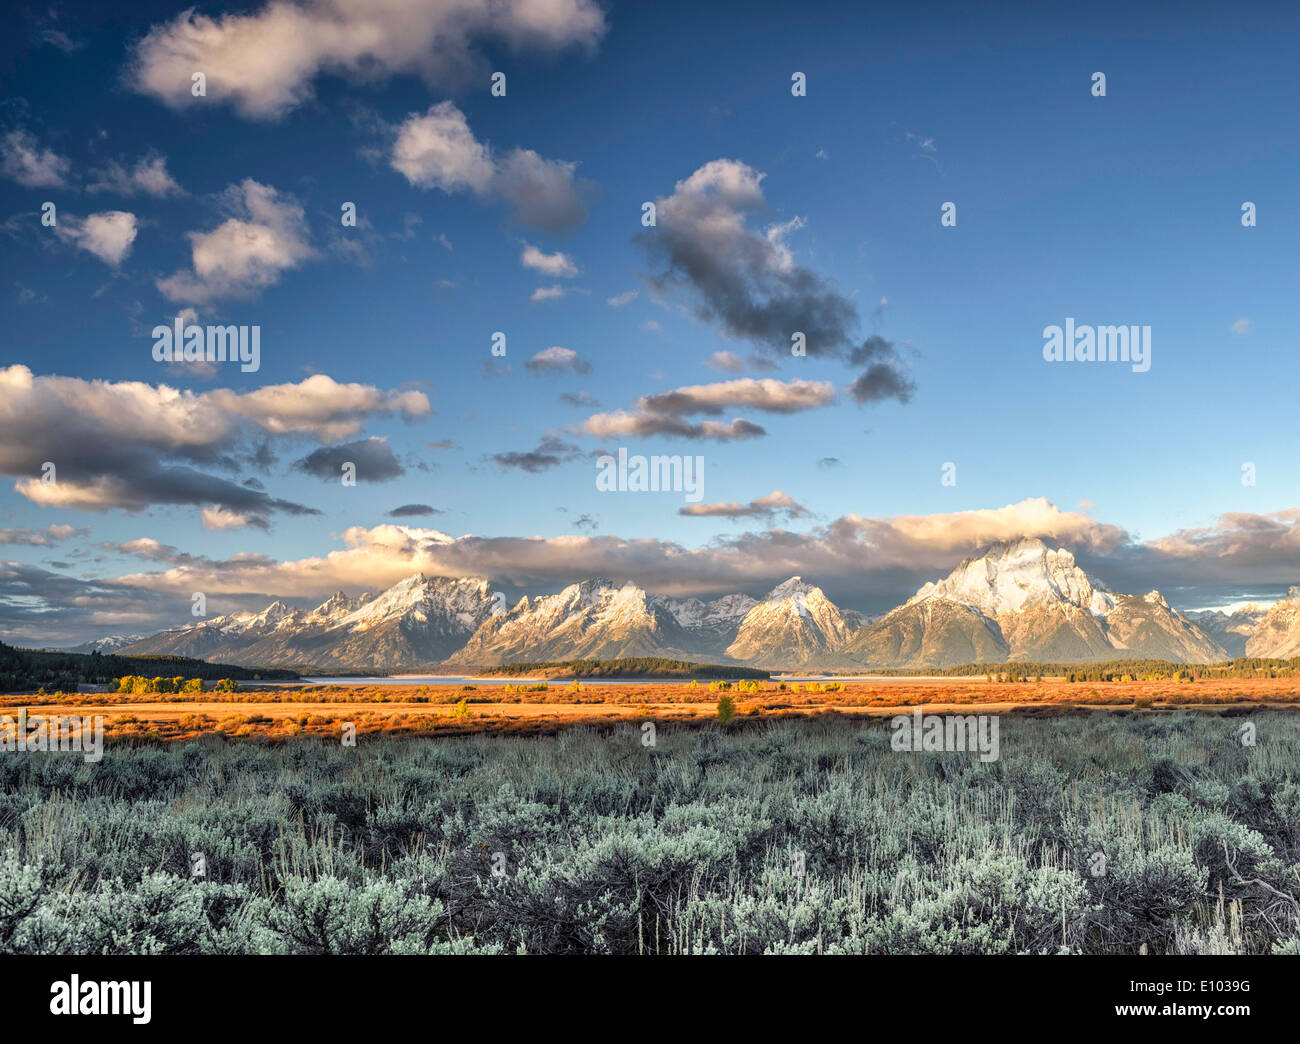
[0,367,425,523]
[294,437,404,482]
[641,159,915,402]
[490,435,582,473]
[387,503,443,518]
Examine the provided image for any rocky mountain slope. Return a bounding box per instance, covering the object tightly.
[1186,606,1270,657]
[123,576,498,671]
[725,577,864,667]
[450,579,698,665]
[114,545,1272,671]
[842,539,1226,668]
[1245,587,1300,659]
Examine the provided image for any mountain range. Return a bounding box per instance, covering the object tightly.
[112,539,1300,672]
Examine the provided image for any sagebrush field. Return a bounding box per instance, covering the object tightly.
[3,710,1299,954]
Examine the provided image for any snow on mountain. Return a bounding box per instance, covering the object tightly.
[117,549,1246,672]
[121,575,499,669]
[654,591,758,644]
[725,577,863,667]
[62,634,146,654]
[909,539,1115,617]
[848,538,1225,667]
[453,578,700,665]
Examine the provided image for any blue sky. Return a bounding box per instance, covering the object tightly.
[2,0,1299,643]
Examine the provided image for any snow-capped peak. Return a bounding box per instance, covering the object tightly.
[764,576,818,602]
[910,538,1115,616]
[335,574,494,631]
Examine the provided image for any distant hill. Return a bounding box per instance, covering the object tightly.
[0,641,299,692]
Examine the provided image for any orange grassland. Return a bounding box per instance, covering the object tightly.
[5,674,1300,742]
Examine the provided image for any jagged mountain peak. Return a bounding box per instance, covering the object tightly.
[764,576,818,602]
[910,538,1113,616]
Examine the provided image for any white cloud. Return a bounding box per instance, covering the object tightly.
[390,101,495,193]
[157,179,314,303]
[530,285,566,303]
[390,103,588,231]
[104,497,1131,603]
[521,243,578,277]
[56,211,138,266]
[130,0,606,119]
[607,289,637,307]
[201,506,255,530]
[1231,318,1251,336]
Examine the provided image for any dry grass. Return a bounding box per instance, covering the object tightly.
[6,675,1300,742]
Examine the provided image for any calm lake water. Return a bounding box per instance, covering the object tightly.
[291,674,918,687]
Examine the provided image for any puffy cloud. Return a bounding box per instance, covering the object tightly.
[157,179,315,304]
[26,501,1300,639]
[390,103,589,232]
[87,153,183,197]
[0,366,429,520]
[680,490,808,521]
[1,129,70,187]
[130,0,606,119]
[100,497,1129,608]
[641,158,914,400]
[1090,508,1300,606]
[390,101,495,193]
[55,211,138,266]
[208,375,431,440]
[294,437,405,482]
[521,243,578,277]
[201,506,259,530]
[526,347,590,375]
